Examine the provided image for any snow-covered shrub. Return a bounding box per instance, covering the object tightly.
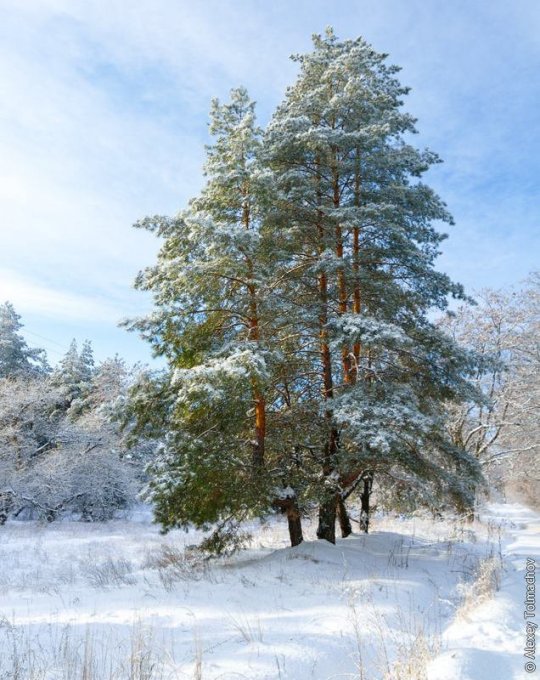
[0,344,151,524]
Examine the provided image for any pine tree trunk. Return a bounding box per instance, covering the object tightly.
[352,225,361,369]
[352,151,362,382]
[332,148,352,385]
[253,389,265,468]
[316,426,340,543]
[273,496,304,547]
[359,472,373,533]
[318,282,339,544]
[316,492,337,543]
[244,193,266,471]
[314,153,339,544]
[286,500,304,547]
[337,495,352,537]
[337,226,352,384]
[248,284,265,469]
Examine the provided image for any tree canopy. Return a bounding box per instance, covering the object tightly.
[126,29,483,548]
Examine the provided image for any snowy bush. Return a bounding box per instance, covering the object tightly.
[0,328,152,524]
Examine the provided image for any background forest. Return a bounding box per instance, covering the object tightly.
[1,274,537,535]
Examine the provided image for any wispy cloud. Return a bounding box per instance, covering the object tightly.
[0,268,137,324]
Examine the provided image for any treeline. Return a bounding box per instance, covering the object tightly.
[0,277,537,532]
[442,275,539,509]
[0,302,152,523]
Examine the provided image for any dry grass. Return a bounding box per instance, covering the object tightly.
[0,621,208,680]
[457,553,502,621]
[346,586,441,680]
[143,543,208,590]
[382,629,440,680]
[227,612,264,644]
[79,555,137,588]
[345,511,505,680]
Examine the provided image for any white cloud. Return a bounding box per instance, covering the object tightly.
[0,268,126,323]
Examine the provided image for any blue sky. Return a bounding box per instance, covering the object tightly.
[1,0,538,366]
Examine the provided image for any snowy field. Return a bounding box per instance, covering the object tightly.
[0,504,536,679]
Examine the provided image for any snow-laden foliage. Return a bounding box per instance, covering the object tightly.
[0,316,151,523]
[0,301,49,378]
[50,338,95,415]
[260,29,481,538]
[124,87,287,549]
[126,29,484,548]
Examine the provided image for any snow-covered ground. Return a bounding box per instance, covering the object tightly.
[428,503,540,680]
[0,505,535,679]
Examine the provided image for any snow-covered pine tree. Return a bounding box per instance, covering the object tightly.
[263,29,482,542]
[83,355,130,412]
[127,31,482,548]
[79,340,95,382]
[125,88,304,549]
[0,302,49,378]
[52,339,95,413]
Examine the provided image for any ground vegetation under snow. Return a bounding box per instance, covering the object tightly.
[1,503,534,679]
